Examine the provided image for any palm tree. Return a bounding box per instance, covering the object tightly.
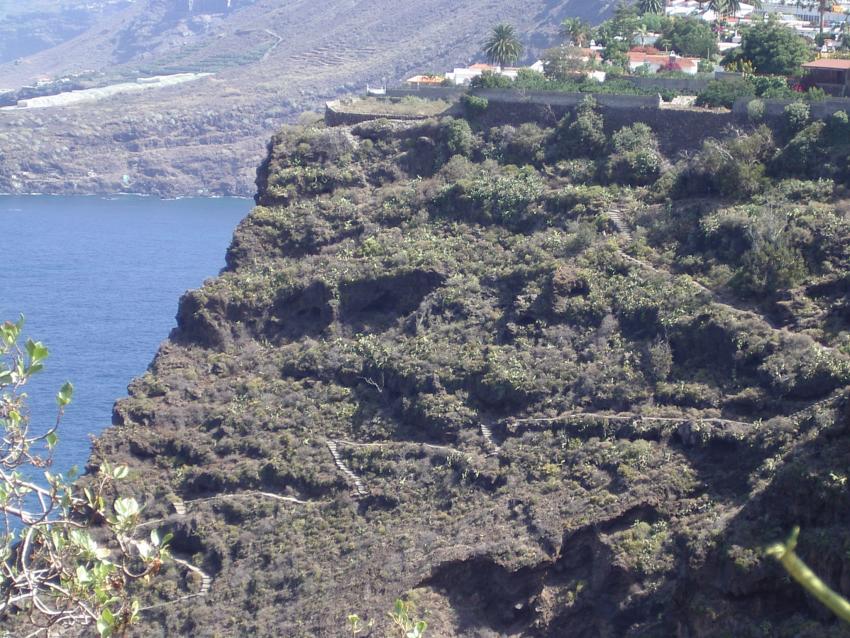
[724,0,742,15]
[560,17,590,47]
[637,0,665,14]
[635,23,650,46]
[708,0,729,16]
[818,0,828,37]
[483,24,524,67]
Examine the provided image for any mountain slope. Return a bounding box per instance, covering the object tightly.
[0,0,613,197]
[87,105,850,636]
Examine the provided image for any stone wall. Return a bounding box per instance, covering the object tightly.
[732,97,850,120]
[622,75,711,93]
[471,88,661,109]
[477,99,733,155]
[326,92,735,156]
[324,100,433,126]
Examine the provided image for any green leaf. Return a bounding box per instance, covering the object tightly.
[56,381,74,407]
[45,431,58,449]
[97,608,115,638]
[112,465,129,480]
[113,497,140,520]
[76,565,90,584]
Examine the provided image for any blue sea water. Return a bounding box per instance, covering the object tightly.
[0,195,249,477]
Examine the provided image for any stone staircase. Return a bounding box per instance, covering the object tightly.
[326,439,369,498]
[607,209,632,241]
[480,423,500,454]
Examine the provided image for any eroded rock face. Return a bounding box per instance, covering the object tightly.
[95,116,850,637]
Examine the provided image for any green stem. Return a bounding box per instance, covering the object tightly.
[767,527,850,624]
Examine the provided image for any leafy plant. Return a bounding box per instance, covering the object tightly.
[0,316,172,637]
[388,598,428,638]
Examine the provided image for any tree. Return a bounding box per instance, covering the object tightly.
[551,96,607,159]
[0,317,172,637]
[560,17,591,47]
[637,0,665,15]
[483,24,524,67]
[659,17,719,56]
[708,0,732,16]
[724,18,812,75]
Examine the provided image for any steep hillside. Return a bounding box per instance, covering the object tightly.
[0,0,613,197]
[87,101,850,637]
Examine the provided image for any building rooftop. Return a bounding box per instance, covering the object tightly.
[802,58,850,69]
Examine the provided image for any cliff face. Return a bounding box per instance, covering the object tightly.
[96,107,850,637]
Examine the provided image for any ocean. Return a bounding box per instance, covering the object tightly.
[0,194,249,477]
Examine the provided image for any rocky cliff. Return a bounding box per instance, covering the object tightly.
[94,105,850,636]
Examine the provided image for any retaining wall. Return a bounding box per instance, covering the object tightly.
[386,87,466,99]
[622,75,711,93]
[470,88,661,109]
[325,100,435,126]
[326,93,733,155]
[732,97,850,119]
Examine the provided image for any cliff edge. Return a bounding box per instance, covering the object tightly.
[96,105,850,637]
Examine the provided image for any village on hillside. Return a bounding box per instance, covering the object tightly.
[400,0,850,103]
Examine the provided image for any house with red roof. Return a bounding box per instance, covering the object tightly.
[627,51,701,75]
[802,58,850,95]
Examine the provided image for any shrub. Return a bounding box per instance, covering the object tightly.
[461,94,489,117]
[730,207,808,298]
[659,17,719,57]
[513,68,549,90]
[677,126,775,198]
[750,75,794,99]
[551,96,607,159]
[440,118,475,158]
[489,123,547,166]
[724,20,811,75]
[607,123,663,185]
[747,98,765,123]
[695,79,754,109]
[698,59,715,74]
[783,101,810,137]
[826,110,850,146]
[470,70,513,89]
[436,165,545,228]
[773,121,826,177]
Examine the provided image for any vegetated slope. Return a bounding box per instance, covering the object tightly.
[87,100,850,637]
[0,0,613,197]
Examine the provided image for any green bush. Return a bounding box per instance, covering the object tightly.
[826,110,850,146]
[461,94,489,117]
[773,121,826,177]
[513,68,549,90]
[729,208,808,298]
[750,75,793,99]
[441,118,475,158]
[723,19,811,75]
[435,165,545,228]
[659,17,719,57]
[747,98,765,123]
[607,123,663,185]
[677,126,775,198]
[489,123,547,166]
[470,70,513,89]
[783,101,811,137]
[695,79,754,108]
[551,96,607,160]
